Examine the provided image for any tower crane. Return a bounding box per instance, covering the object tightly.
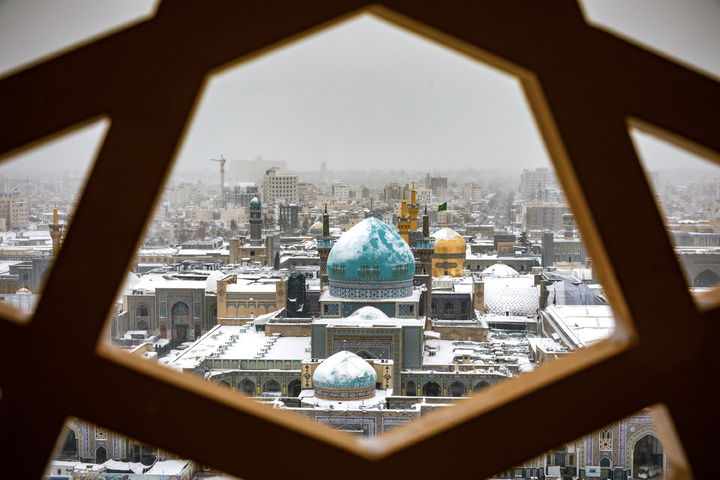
[210,155,226,208]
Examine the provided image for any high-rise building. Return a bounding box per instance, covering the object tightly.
[0,190,28,230]
[520,167,559,202]
[262,167,298,204]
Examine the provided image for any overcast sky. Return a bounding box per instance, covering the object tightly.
[0,0,718,180]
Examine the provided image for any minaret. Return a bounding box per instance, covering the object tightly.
[408,181,419,232]
[398,189,410,244]
[414,205,435,276]
[49,205,63,257]
[317,205,334,287]
[249,197,263,246]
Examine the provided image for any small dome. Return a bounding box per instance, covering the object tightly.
[15,287,31,295]
[327,217,415,299]
[313,350,377,400]
[432,227,466,255]
[250,197,261,207]
[482,263,519,277]
[348,306,388,322]
[309,221,323,236]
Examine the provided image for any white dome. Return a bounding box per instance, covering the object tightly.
[482,263,519,277]
[347,306,388,322]
[313,350,377,400]
[204,270,226,293]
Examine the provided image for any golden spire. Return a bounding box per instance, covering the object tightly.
[401,189,408,217]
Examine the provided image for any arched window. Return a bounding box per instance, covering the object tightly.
[137,320,149,330]
[599,427,613,451]
[444,302,454,315]
[475,381,490,391]
[172,302,189,315]
[460,302,467,316]
[218,380,231,389]
[137,305,148,317]
[431,302,437,315]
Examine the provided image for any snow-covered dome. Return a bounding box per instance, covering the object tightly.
[204,270,226,293]
[432,227,466,255]
[313,350,377,400]
[250,197,261,207]
[327,217,415,299]
[309,221,323,236]
[482,263,519,277]
[15,287,31,295]
[348,306,388,322]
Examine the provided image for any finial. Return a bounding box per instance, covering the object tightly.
[324,204,327,214]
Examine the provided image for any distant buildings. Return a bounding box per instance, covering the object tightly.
[262,167,298,204]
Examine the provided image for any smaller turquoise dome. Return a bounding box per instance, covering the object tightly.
[313,350,377,400]
[250,197,261,207]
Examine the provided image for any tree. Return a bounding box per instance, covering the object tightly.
[301,216,310,235]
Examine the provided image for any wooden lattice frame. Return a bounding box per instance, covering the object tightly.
[1,2,718,479]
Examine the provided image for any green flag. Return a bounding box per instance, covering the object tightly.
[437,202,447,212]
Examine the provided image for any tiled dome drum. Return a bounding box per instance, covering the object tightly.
[327,217,415,299]
[313,350,377,400]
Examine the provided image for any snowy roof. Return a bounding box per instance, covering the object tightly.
[163,324,311,370]
[483,276,539,315]
[144,460,192,475]
[544,304,615,347]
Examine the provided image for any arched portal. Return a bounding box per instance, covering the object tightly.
[406,380,417,396]
[632,434,664,479]
[263,379,281,394]
[694,268,720,287]
[287,379,301,397]
[58,427,78,461]
[474,381,490,392]
[218,380,231,389]
[448,381,467,397]
[96,446,107,464]
[355,350,377,360]
[422,380,441,397]
[171,301,190,340]
[241,379,255,396]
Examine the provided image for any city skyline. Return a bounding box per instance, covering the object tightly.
[1,1,719,177]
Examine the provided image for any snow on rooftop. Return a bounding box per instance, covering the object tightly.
[483,275,539,315]
[545,304,615,347]
[144,460,192,475]
[165,325,311,371]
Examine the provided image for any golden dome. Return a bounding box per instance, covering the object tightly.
[432,227,466,255]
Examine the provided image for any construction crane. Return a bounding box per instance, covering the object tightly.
[210,154,226,208]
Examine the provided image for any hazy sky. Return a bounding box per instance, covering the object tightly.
[0,0,719,179]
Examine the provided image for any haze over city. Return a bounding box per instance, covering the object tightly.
[1,2,719,479]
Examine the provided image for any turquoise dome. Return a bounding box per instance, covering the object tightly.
[313,350,377,400]
[327,217,415,299]
[250,197,261,207]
